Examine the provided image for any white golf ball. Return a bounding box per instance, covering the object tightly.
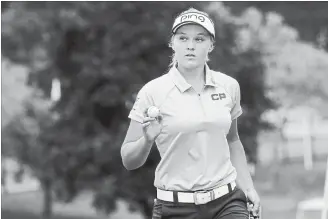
[147,106,160,118]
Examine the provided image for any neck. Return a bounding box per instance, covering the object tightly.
[177,64,205,85]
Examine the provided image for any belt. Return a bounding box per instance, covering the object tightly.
[157,181,236,205]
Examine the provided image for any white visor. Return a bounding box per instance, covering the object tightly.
[172,11,215,37]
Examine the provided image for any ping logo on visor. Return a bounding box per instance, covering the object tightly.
[172,11,215,37]
[180,13,206,23]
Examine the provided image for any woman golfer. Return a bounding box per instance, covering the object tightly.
[121,8,261,219]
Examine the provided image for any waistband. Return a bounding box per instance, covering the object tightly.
[157,181,236,205]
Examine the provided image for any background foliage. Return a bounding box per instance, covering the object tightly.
[5,1,328,219]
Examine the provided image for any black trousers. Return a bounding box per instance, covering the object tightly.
[152,187,249,219]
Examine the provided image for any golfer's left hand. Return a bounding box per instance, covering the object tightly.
[246,188,261,217]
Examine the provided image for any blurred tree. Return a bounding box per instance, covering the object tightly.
[233,7,328,118]
[1,59,33,128]
[2,2,274,218]
[2,94,57,219]
[224,1,328,47]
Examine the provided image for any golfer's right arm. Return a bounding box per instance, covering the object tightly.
[121,118,157,170]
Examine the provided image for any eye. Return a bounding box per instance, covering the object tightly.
[195,37,205,42]
[179,36,188,41]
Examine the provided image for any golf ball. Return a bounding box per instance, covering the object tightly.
[147,106,160,118]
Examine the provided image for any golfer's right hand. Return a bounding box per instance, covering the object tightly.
[142,116,162,143]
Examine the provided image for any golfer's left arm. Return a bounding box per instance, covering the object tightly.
[227,119,261,214]
[227,118,254,192]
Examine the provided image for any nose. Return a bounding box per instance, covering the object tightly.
[187,39,195,50]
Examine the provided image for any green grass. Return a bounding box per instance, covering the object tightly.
[255,159,326,197]
[1,210,91,219]
[254,159,327,219]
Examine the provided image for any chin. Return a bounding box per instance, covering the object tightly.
[180,61,200,69]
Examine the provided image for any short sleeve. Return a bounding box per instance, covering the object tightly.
[128,85,153,123]
[230,80,243,120]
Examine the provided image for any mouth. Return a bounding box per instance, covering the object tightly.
[185,54,196,58]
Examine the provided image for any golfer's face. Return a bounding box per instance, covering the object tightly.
[172,24,212,69]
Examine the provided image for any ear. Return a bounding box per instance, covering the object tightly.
[169,41,175,51]
[169,35,176,51]
[169,42,173,49]
[208,43,214,53]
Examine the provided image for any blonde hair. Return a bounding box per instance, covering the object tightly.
[168,8,215,68]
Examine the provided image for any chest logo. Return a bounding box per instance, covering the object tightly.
[211,93,226,101]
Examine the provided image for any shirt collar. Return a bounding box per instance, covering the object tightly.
[204,64,217,87]
[169,64,217,93]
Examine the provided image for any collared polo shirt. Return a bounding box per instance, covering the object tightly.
[128,64,243,191]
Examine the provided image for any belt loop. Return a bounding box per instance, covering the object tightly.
[210,190,215,200]
[228,183,232,193]
[173,191,178,203]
